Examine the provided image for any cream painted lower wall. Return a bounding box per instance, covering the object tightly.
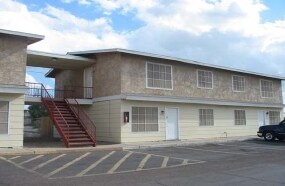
[85,100,121,143]
[121,100,283,143]
[0,93,24,148]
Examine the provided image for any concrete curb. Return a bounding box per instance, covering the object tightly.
[0,146,123,156]
[0,136,258,156]
[122,136,259,150]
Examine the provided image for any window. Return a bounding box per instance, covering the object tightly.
[197,70,213,89]
[268,111,280,125]
[0,101,9,134]
[234,110,246,125]
[260,80,273,98]
[199,109,214,126]
[146,62,172,89]
[232,75,245,92]
[132,107,158,132]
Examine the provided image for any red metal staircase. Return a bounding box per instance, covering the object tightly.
[40,84,96,148]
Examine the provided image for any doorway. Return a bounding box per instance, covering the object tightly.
[165,107,179,140]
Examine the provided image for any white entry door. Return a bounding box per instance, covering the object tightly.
[165,107,179,140]
[84,67,93,98]
[258,111,266,127]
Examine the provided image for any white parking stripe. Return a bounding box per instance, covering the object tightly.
[9,156,21,160]
[107,151,133,174]
[175,146,249,155]
[45,152,90,178]
[19,155,44,165]
[76,151,115,176]
[32,154,66,171]
[136,154,151,170]
[161,157,169,168]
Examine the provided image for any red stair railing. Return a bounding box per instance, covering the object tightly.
[40,84,71,147]
[65,96,96,147]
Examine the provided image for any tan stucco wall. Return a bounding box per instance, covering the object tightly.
[0,35,27,85]
[120,53,283,104]
[85,100,121,143]
[54,69,84,89]
[93,53,121,98]
[121,100,282,143]
[0,93,24,148]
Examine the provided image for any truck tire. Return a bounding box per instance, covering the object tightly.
[264,132,275,141]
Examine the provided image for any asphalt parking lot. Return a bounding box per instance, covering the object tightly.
[0,139,285,186]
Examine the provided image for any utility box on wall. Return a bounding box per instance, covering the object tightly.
[123,112,129,123]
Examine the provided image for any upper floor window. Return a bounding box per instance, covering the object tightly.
[260,80,273,98]
[232,75,245,92]
[146,62,172,89]
[197,70,213,89]
[234,110,246,125]
[132,107,159,132]
[0,101,9,134]
[268,111,280,125]
[199,109,214,126]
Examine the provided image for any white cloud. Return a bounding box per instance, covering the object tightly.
[0,0,128,53]
[25,74,38,83]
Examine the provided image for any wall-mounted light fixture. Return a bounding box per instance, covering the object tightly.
[161,110,165,115]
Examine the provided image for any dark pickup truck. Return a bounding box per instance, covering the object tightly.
[257,119,285,141]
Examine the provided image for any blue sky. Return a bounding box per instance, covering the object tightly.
[1,0,285,98]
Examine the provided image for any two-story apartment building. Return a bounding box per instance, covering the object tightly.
[48,49,284,143]
[0,29,284,148]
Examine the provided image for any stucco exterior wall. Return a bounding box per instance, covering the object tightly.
[0,93,24,148]
[120,53,283,104]
[93,53,121,98]
[85,100,121,143]
[0,35,27,85]
[121,100,282,143]
[54,69,84,89]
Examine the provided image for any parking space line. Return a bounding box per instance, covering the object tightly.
[217,143,285,151]
[107,151,133,174]
[76,151,115,177]
[9,156,21,160]
[175,146,249,155]
[32,154,66,171]
[45,152,90,178]
[161,157,169,168]
[19,155,44,165]
[136,154,151,170]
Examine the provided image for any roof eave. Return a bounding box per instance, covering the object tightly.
[0,29,44,45]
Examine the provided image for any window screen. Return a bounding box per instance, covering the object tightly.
[147,63,172,89]
[199,109,214,126]
[132,107,159,132]
[197,70,213,89]
[0,101,9,134]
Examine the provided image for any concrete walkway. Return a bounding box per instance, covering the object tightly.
[0,136,258,156]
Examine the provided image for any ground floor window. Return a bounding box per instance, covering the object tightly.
[234,110,246,125]
[0,101,9,134]
[268,111,280,125]
[132,107,158,132]
[199,109,214,126]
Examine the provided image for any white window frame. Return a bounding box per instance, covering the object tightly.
[268,111,280,125]
[197,70,213,89]
[199,109,214,126]
[131,106,160,133]
[146,62,173,90]
[234,110,246,126]
[232,75,245,92]
[0,100,10,135]
[260,79,273,98]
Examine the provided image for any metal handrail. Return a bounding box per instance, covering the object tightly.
[65,97,96,146]
[40,84,71,147]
